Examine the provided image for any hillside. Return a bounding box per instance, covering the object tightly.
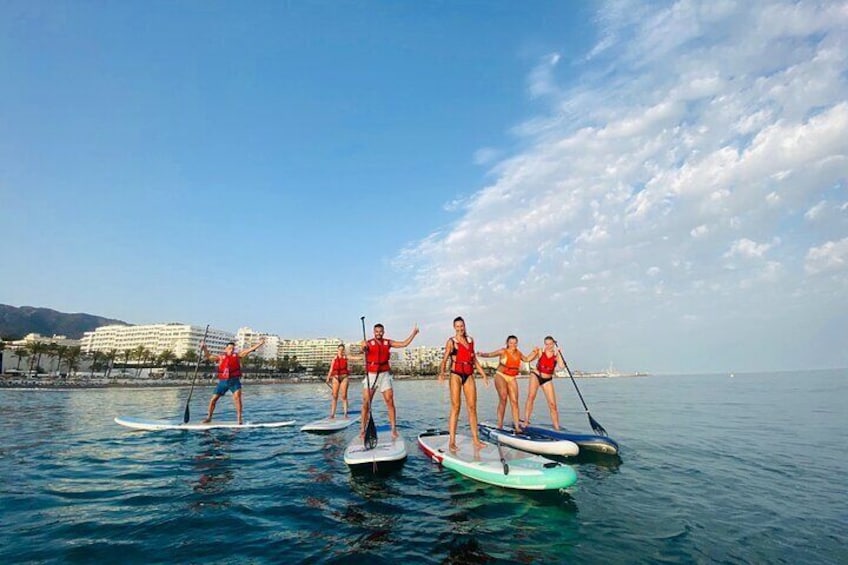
[0,304,128,340]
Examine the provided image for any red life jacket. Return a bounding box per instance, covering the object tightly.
[451,337,476,376]
[536,351,558,375]
[365,338,391,373]
[218,353,242,380]
[331,356,349,376]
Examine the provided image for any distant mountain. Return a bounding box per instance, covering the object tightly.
[0,305,128,340]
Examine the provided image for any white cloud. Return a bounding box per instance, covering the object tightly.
[385,0,848,373]
[473,147,502,166]
[805,237,848,275]
[804,200,828,221]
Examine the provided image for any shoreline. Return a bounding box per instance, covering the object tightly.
[0,371,645,389]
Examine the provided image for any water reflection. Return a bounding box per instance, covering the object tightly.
[191,432,237,500]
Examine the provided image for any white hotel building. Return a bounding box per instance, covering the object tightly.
[277,338,348,368]
[235,327,279,361]
[80,323,235,357]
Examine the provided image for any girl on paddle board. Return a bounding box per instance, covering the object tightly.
[479,336,538,433]
[438,317,490,451]
[200,338,265,425]
[523,336,566,430]
[325,343,361,419]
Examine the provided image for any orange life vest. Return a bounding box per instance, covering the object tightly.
[365,338,391,373]
[218,353,242,380]
[499,349,521,377]
[450,337,476,377]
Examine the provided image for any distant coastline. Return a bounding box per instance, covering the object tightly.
[0,370,648,389]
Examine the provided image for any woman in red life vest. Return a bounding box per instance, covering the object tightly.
[479,335,539,433]
[359,322,420,439]
[325,343,361,419]
[200,338,265,425]
[523,336,567,430]
[438,316,490,451]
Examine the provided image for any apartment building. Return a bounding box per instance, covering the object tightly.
[80,323,234,357]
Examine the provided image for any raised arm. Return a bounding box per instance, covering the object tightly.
[200,343,218,363]
[239,338,266,358]
[524,347,541,363]
[390,325,420,348]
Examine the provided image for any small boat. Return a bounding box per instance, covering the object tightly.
[418,430,577,491]
[477,422,579,456]
[521,424,620,455]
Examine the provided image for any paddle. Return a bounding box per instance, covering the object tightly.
[557,341,608,436]
[494,435,510,475]
[361,316,379,449]
[183,324,210,423]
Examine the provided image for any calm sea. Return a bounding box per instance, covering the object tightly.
[0,370,845,564]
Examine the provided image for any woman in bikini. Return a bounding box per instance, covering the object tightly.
[439,317,490,450]
[326,344,360,419]
[523,336,566,430]
[479,335,538,433]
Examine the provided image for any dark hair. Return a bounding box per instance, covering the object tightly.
[453,316,464,324]
[506,335,518,345]
[227,341,236,347]
[544,335,555,342]
[374,323,384,330]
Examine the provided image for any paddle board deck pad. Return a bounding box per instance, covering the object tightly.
[478,422,579,456]
[417,430,577,491]
[114,416,296,431]
[521,424,620,455]
[300,411,361,433]
[344,424,407,471]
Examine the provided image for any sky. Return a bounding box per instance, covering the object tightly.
[2,1,846,374]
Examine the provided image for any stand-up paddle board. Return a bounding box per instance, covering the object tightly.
[344,424,407,472]
[114,416,296,431]
[521,424,620,455]
[300,411,360,433]
[418,430,577,490]
[478,422,579,456]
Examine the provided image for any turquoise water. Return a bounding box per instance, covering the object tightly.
[1,370,846,563]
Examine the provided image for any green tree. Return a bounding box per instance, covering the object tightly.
[66,346,82,376]
[53,344,69,375]
[15,348,29,370]
[104,349,117,379]
[182,350,198,378]
[132,345,149,377]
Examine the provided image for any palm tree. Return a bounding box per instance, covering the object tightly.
[53,344,69,375]
[26,341,47,374]
[88,350,102,377]
[15,348,29,370]
[132,345,147,377]
[182,350,198,378]
[104,349,117,379]
[65,346,82,377]
[158,349,176,372]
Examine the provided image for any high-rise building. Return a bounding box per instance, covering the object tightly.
[235,327,278,360]
[277,337,347,368]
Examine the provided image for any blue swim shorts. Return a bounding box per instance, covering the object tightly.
[214,378,242,396]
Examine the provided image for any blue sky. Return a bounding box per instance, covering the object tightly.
[2,1,846,373]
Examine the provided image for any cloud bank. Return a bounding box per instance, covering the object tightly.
[386,0,848,373]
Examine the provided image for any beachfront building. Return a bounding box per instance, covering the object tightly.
[398,345,444,373]
[277,337,351,369]
[80,323,234,357]
[8,333,81,348]
[235,327,278,360]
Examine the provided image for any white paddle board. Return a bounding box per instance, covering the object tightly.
[300,411,360,433]
[115,416,296,431]
[344,424,407,470]
[418,430,577,490]
[478,422,579,456]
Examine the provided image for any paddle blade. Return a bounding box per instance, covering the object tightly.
[364,415,377,449]
[495,439,510,475]
[183,404,190,424]
[589,414,608,436]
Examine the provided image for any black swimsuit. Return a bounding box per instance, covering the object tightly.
[534,371,553,386]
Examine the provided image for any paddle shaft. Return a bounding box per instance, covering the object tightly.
[561,356,608,436]
[183,324,210,423]
[361,316,379,449]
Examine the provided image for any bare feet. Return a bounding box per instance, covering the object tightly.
[392,428,399,439]
[473,440,486,450]
[202,418,212,424]
[448,443,458,452]
[237,419,243,425]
